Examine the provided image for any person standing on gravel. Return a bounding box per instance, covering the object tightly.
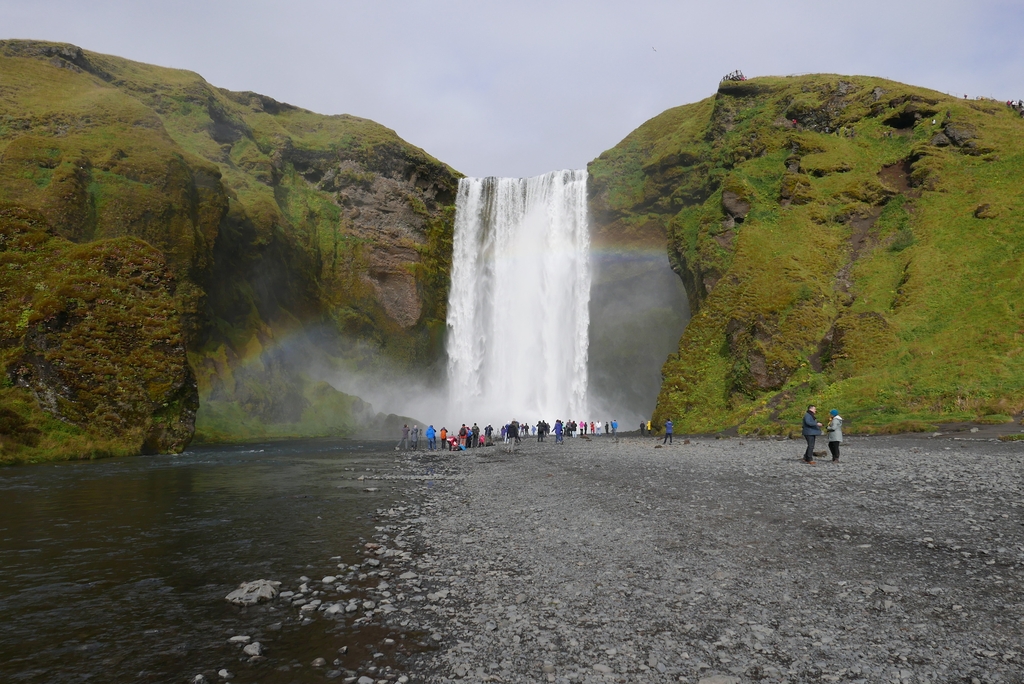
[411,425,420,450]
[802,405,822,464]
[826,409,843,462]
[397,424,409,450]
[663,419,673,444]
[507,421,519,453]
[426,425,436,451]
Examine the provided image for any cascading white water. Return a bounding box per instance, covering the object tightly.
[446,169,590,425]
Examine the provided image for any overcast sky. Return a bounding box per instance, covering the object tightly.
[3,0,1021,178]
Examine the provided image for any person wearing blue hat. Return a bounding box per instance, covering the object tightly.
[826,409,843,462]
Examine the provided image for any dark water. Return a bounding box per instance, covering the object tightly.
[0,440,425,683]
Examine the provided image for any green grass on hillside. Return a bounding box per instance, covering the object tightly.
[0,40,460,459]
[589,75,1024,434]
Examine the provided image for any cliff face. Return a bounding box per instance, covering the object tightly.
[0,41,459,461]
[590,75,1024,433]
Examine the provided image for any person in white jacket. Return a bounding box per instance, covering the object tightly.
[827,409,843,462]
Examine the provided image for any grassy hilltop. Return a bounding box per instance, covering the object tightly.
[0,41,459,462]
[589,75,1024,434]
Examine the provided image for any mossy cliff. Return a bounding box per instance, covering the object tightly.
[0,41,459,462]
[589,75,1024,434]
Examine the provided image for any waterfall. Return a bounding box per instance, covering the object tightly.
[446,169,590,425]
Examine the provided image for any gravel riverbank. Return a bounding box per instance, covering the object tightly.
[389,434,1024,684]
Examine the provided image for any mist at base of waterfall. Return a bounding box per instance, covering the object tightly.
[587,249,691,427]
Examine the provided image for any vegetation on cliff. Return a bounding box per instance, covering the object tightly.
[589,75,1024,434]
[0,41,459,462]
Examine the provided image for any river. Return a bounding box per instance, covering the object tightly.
[0,439,430,683]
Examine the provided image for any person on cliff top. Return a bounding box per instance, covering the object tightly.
[663,419,673,445]
[827,409,844,462]
[426,424,436,451]
[802,406,823,464]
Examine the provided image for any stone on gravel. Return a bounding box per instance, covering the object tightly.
[224,579,280,606]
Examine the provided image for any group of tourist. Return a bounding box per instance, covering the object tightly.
[396,418,625,452]
[1007,100,1024,117]
[400,407,845,463]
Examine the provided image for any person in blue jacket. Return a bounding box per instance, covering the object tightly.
[425,425,436,451]
[802,405,822,464]
[662,419,673,444]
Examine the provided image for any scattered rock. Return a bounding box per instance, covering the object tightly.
[242,642,264,657]
[721,190,751,221]
[224,579,280,606]
[944,122,977,146]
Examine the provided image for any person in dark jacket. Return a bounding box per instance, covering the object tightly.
[802,406,822,464]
